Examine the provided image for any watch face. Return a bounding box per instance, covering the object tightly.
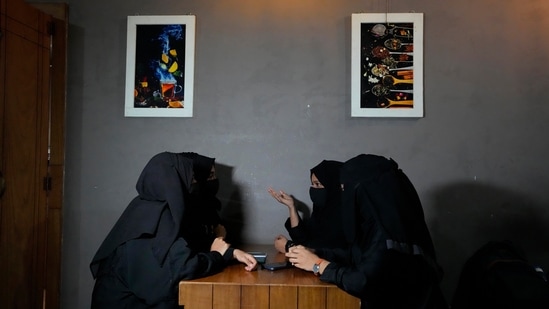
[313,264,320,274]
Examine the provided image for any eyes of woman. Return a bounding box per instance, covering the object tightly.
[310,173,324,188]
[311,181,323,188]
[207,166,217,181]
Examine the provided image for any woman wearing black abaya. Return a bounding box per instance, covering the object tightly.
[285,154,448,309]
[268,160,346,253]
[90,152,256,309]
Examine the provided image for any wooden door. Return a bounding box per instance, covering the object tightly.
[0,0,66,308]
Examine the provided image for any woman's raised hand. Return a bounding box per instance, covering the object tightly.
[267,187,295,209]
[210,237,230,256]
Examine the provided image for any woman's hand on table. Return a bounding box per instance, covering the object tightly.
[286,245,326,273]
[233,249,258,271]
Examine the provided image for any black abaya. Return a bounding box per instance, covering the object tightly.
[90,152,233,308]
[316,154,447,309]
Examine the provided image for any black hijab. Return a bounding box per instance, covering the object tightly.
[180,152,215,183]
[90,152,193,278]
[310,160,343,213]
[340,154,438,265]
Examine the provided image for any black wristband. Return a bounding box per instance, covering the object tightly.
[285,240,295,252]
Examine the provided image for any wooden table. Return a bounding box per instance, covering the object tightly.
[179,245,360,309]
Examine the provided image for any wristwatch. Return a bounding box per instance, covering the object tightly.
[313,259,324,276]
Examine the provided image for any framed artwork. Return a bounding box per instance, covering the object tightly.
[124,15,195,117]
[351,13,424,118]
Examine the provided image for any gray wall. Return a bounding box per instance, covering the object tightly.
[34,0,549,307]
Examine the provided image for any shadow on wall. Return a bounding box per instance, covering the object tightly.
[216,163,246,246]
[216,164,312,246]
[429,181,549,302]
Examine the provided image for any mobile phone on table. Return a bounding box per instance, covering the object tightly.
[247,251,267,264]
[262,261,291,271]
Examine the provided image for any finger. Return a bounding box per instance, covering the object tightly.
[246,258,257,268]
[246,262,257,271]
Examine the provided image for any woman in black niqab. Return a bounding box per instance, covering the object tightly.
[90,152,256,309]
[90,152,192,272]
[286,154,448,309]
[276,160,346,250]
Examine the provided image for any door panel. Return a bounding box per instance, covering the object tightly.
[0,1,52,308]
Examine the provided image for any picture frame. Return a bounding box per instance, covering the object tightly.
[124,15,195,117]
[351,13,424,118]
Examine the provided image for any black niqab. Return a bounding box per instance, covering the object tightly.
[310,160,343,213]
[180,152,215,183]
[180,152,222,251]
